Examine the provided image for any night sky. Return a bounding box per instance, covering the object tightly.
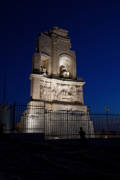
[0,0,120,113]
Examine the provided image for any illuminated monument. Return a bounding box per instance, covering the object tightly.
[20,27,94,137]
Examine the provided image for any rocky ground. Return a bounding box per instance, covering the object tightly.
[0,136,120,179]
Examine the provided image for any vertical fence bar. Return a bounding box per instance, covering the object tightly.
[67,110,68,138]
[44,102,45,136]
[12,103,16,133]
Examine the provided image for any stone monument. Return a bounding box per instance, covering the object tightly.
[20,27,94,138]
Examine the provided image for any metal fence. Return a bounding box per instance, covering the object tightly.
[1,104,120,138]
[90,113,120,138]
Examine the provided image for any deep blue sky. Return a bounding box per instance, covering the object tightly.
[0,0,120,113]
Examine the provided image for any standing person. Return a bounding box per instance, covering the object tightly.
[79,127,87,147]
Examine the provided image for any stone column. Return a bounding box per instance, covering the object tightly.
[30,75,40,100]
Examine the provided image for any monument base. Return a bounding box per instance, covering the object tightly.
[18,100,94,138]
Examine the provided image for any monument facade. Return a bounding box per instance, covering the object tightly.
[20,27,94,138]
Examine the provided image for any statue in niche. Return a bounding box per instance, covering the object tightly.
[60,65,70,78]
[42,68,47,75]
[40,59,48,75]
[59,55,72,78]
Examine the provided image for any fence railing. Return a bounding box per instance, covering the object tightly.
[1,104,120,138]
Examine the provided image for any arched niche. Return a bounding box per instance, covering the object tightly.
[59,54,72,78]
[40,53,49,75]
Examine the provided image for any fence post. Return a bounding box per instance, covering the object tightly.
[105,107,109,133]
[44,102,46,136]
[87,112,89,138]
[67,110,68,138]
[87,107,91,138]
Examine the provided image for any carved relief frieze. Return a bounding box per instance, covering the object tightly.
[39,79,82,103]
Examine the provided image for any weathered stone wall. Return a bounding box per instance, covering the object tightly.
[37,33,51,55]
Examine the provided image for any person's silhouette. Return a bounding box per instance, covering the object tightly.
[79,127,87,147]
[79,127,85,139]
